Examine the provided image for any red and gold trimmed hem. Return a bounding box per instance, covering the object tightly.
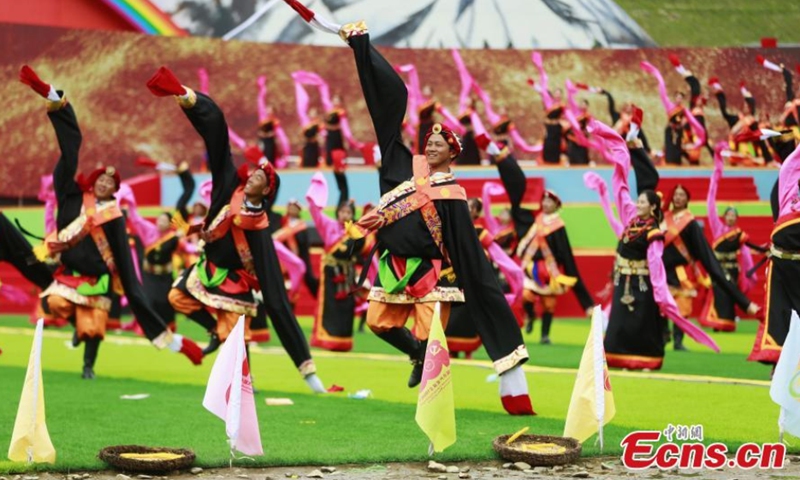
[250,328,271,343]
[185,265,258,317]
[41,281,112,312]
[748,319,781,364]
[46,96,68,112]
[607,353,663,371]
[447,335,482,354]
[699,294,736,332]
[367,286,464,304]
[700,316,735,332]
[493,344,529,375]
[298,359,317,377]
[175,87,197,109]
[310,336,353,352]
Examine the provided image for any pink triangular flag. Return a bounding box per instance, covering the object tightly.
[202,316,263,456]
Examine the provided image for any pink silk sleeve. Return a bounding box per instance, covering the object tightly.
[583,172,624,237]
[739,244,756,293]
[197,67,209,95]
[198,67,246,150]
[532,52,554,110]
[779,143,800,216]
[509,128,543,154]
[257,75,268,122]
[228,127,247,151]
[565,79,582,116]
[179,238,199,255]
[397,64,424,113]
[481,182,505,236]
[275,122,291,167]
[640,61,676,114]
[451,48,474,114]
[707,145,726,239]
[436,104,463,134]
[124,198,160,248]
[305,173,343,249]
[470,110,488,137]
[589,119,637,224]
[564,108,603,152]
[0,283,32,305]
[339,111,364,150]
[647,240,720,352]
[472,82,500,125]
[292,73,311,127]
[487,241,524,305]
[273,239,306,299]
[401,79,420,128]
[44,196,57,236]
[684,108,707,149]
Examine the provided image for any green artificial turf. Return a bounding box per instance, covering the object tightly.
[0,311,786,472]
[616,0,800,47]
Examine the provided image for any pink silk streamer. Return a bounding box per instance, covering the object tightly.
[0,284,32,305]
[472,82,500,125]
[779,143,800,217]
[198,68,247,150]
[257,75,291,165]
[339,112,364,150]
[396,64,424,123]
[436,104,462,133]
[531,52,554,110]
[481,182,507,236]
[487,241,524,306]
[451,49,473,115]
[114,183,143,282]
[292,71,312,128]
[257,76,269,122]
[305,172,343,250]
[648,241,720,352]
[39,175,57,234]
[118,183,159,248]
[583,172,623,237]
[273,238,306,299]
[508,128,543,154]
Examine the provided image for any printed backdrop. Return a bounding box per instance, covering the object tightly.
[1,22,798,198]
[152,0,655,48]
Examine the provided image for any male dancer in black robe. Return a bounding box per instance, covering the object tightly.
[20,66,203,379]
[146,67,326,393]
[281,0,534,415]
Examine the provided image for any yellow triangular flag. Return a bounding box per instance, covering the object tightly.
[563,306,616,450]
[8,319,56,464]
[415,302,456,453]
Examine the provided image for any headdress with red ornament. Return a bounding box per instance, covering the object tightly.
[661,183,691,211]
[78,166,122,193]
[542,189,562,209]
[423,123,463,158]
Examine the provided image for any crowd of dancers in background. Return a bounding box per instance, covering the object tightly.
[1,0,800,418]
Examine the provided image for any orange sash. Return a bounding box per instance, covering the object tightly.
[663,210,695,263]
[204,187,270,277]
[347,155,466,261]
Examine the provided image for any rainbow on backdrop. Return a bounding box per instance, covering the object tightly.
[101,0,187,36]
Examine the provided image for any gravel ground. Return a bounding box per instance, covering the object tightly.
[6,455,799,480]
